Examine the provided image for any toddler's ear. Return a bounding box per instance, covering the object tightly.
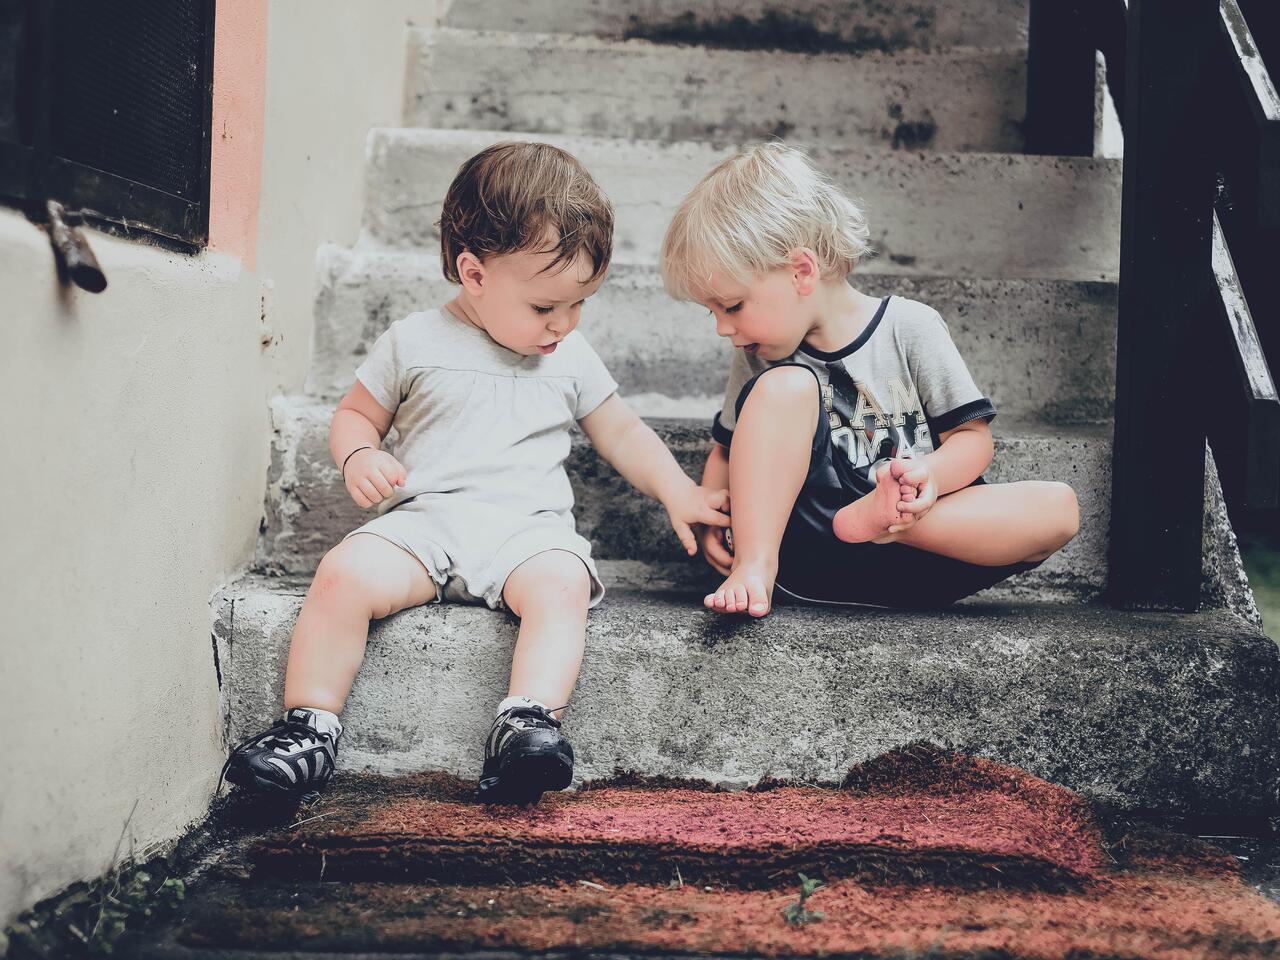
[456,250,487,295]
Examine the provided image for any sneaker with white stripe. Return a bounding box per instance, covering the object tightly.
[220,708,340,797]
[476,703,574,805]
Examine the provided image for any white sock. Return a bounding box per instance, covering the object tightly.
[496,695,551,717]
[289,706,343,739]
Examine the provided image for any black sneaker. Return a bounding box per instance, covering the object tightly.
[220,708,340,798]
[477,704,573,805]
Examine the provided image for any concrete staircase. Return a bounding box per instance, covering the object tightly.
[216,0,1280,815]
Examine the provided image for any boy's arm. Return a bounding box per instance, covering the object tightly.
[920,418,994,496]
[699,444,734,575]
[580,395,730,554]
[702,442,730,489]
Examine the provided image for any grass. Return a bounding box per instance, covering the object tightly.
[1240,534,1280,641]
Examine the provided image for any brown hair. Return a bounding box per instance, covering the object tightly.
[438,141,614,284]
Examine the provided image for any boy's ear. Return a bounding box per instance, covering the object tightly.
[456,250,486,296]
[789,248,820,297]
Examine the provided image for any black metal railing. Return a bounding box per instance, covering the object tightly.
[1027,0,1280,611]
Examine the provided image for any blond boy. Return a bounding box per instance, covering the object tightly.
[661,143,1079,617]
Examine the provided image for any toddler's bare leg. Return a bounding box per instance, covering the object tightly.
[884,480,1080,566]
[708,366,820,618]
[502,550,593,713]
[283,533,438,713]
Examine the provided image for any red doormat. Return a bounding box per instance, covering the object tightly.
[179,746,1280,958]
[252,747,1106,889]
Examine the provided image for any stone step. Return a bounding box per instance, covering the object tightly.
[364,128,1122,279]
[408,28,1026,152]
[443,0,1030,52]
[256,400,1105,596]
[214,574,1280,814]
[310,247,1118,423]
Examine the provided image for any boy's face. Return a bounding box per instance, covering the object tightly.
[459,246,607,357]
[700,267,813,362]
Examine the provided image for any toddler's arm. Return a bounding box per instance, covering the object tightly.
[331,381,407,509]
[580,395,730,555]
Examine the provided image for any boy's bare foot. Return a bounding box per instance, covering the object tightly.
[704,560,775,618]
[832,463,909,543]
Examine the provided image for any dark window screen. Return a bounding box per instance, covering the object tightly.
[0,0,214,247]
[51,1,206,201]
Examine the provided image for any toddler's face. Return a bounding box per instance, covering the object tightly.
[466,247,607,357]
[700,268,812,362]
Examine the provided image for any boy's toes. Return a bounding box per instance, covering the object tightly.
[746,580,771,617]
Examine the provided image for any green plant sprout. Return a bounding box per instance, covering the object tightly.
[781,872,826,925]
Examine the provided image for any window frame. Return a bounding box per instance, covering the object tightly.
[0,0,216,251]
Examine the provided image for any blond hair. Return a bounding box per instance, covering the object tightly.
[439,141,613,283]
[660,142,872,301]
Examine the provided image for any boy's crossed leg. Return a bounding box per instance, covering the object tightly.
[706,366,1079,618]
[863,479,1079,566]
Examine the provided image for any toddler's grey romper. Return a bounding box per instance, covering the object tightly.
[345,307,617,610]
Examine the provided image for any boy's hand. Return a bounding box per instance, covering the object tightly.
[700,521,734,576]
[664,484,731,557]
[344,448,407,508]
[887,460,936,533]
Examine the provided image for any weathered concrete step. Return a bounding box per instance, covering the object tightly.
[409,28,1025,152]
[310,247,1118,423]
[257,401,1105,595]
[250,758,1105,890]
[364,128,1121,279]
[255,403,1256,617]
[443,0,1030,52]
[215,575,1280,814]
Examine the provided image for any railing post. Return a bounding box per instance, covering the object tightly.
[1109,0,1220,610]
[1026,0,1097,155]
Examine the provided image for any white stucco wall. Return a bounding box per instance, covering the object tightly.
[0,0,440,941]
[256,0,434,396]
[0,211,269,934]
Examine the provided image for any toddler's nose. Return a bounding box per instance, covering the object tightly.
[715,315,735,338]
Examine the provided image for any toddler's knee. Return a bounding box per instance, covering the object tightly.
[314,542,385,607]
[522,551,592,609]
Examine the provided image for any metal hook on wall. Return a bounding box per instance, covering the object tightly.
[45,199,108,293]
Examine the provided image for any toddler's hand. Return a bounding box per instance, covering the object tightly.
[665,484,730,557]
[887,459,936,533]
[344,448,407,508]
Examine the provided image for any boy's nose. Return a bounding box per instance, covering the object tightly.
[715,315,735,338]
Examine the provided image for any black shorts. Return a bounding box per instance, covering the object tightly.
[724,363,1041,609]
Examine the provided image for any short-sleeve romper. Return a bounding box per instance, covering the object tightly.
[346,307,617,610]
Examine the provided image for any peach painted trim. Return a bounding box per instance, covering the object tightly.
[208,0,267,270]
